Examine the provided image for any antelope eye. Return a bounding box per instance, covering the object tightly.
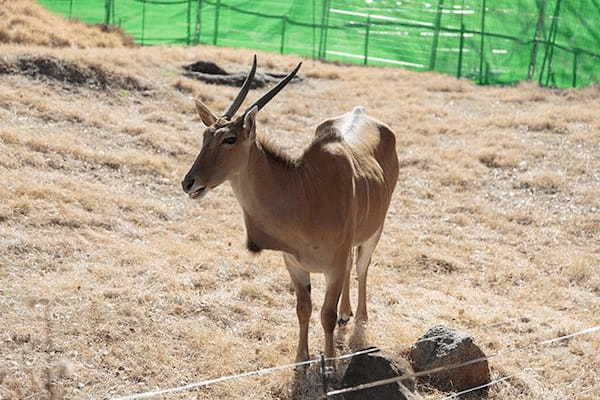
[222,136,237,145]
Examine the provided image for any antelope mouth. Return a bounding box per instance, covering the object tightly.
[189,186,208,199]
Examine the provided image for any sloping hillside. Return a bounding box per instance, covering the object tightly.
[0,6,599,400]
[0,0,133,48]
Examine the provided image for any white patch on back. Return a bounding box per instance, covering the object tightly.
[339,106,368,143]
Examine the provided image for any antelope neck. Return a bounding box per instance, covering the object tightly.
[228,136,309,252]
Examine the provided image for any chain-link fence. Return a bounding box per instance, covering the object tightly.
[38,0,600,88]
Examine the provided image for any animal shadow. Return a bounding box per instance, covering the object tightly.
[287,322,370,399]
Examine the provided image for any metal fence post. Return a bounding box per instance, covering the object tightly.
[543,0,562,87]
[104,0,111,25]
[363,14,371,65]
[324,0,331,59]
[213,0,221,45]
[527,0,546,80]
[312,0,317,59]
[194,0,203,45]
[141,0,146,46]
[68,0,73,19]
[538,0,561,86]
[186,0,192,45]
[478,0,487,84]
[457,23,465,78]
[429,0,444,70]
[319,0,331,60]
[572,51,579,87]
[318,0,325,59]
[319,353,328,399]
[484,60,490,84]
[280,17,287,54]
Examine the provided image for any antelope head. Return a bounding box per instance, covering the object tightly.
[181,56,301,200]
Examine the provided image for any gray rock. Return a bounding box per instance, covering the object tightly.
[339,348,415,400]
[409,325,490,396]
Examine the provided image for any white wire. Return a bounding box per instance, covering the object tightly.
[111,357,318,400]
[439,358,557,399]
[327,351,502,397]
[111,316,520,399]
[326,325,600,397]
[441,341,600,400]
[579,384,600,395]
[327,316,522,361]
[110,321,599,399]
[439,374,515,399]
[540,326,600,345]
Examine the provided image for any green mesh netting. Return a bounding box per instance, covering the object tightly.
[37,0,600,88]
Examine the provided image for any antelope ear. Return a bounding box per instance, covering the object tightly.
[242,106,258,138]
[195,99,218,126]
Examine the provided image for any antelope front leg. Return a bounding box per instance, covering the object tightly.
[338,250,354,326]
[283,254,312,363]
[322,261,347,362]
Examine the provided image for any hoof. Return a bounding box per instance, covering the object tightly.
[337,315,351,326]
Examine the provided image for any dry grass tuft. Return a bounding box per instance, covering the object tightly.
[305,69,341,80]
[0,0,134,48]
[173,77,200,94]
[478,151,521,169]
[516,172,566,194]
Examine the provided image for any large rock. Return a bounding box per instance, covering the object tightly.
[340,348,415,400]
[409,325,490,396]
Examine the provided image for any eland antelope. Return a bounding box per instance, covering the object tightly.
[181,56,399,362]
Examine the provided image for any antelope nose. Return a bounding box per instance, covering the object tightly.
[182,176,194,193]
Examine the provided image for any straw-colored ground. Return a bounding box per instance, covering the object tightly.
[1,3,599,400]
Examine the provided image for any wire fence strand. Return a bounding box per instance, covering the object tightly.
[578,384,600,396]
[326,325,600,397]
[438,355,567,400]
[111,316,520,399]
[110,321,598,400]
[112,358,319,400]
[439,375,515,399]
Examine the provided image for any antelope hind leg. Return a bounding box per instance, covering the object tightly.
[355,226,383,324]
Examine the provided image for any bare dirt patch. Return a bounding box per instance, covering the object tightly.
[182,59,303,88]
[0,55,147,91]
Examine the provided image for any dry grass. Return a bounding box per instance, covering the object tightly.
[1,7,599,400]
[0,0,134,48]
